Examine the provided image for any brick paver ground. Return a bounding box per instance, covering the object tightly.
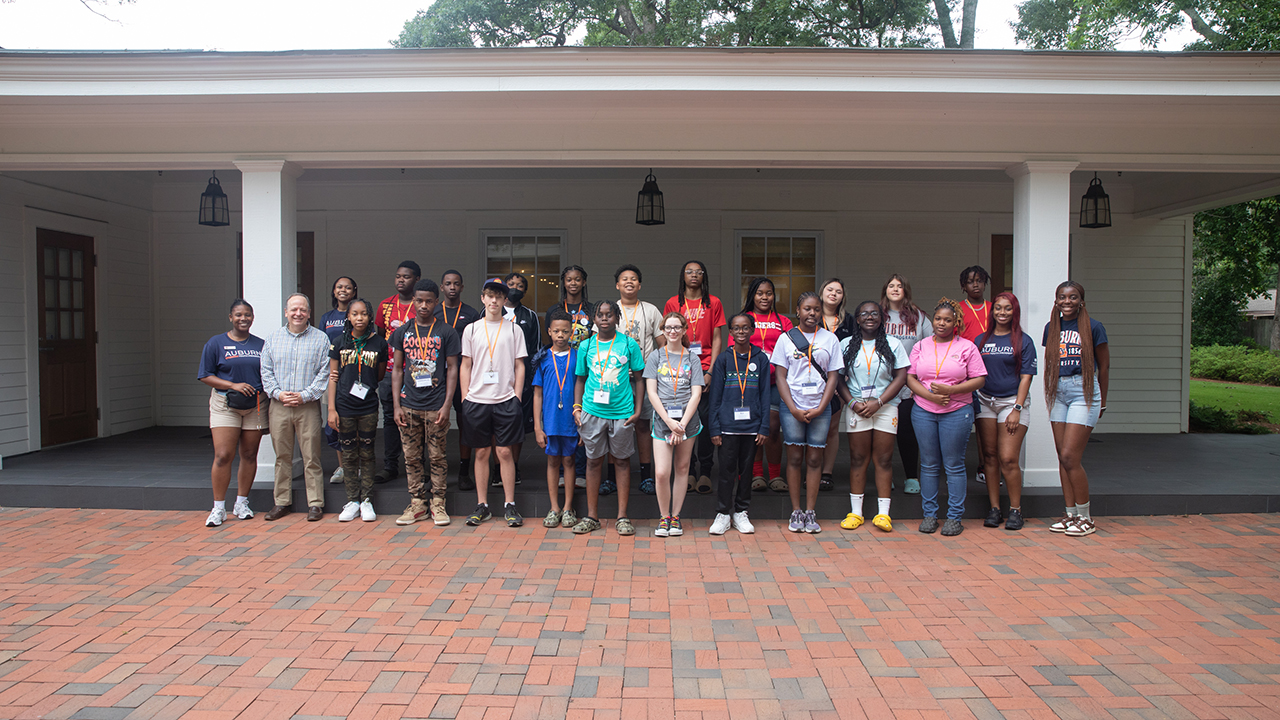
[0,508,1277,719]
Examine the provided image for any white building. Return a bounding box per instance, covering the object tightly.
[2,48,1279,486]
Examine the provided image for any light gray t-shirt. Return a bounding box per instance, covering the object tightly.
[643,347,704,423]
[885,309,932,401]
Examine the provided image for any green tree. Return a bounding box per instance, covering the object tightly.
[1192,198,1280,350]
[393,0,938,49]
[1012,0,1280,51]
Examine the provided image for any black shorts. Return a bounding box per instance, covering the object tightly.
[460,397,525,448]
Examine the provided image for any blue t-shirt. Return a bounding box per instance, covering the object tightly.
[1042,318,1107,376]
[979,332,1038,397]
[532,349,578,437]
[198,333,266,391]
[320,308,347,343]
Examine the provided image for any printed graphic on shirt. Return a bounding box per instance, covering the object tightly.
[1057,329,1086,371]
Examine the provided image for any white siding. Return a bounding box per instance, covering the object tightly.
[0,173,154,457]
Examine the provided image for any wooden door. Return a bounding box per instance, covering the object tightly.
[990,234,1013,298]
[37,229,98,447]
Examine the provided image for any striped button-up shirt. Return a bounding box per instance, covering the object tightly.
[261,324,330,403]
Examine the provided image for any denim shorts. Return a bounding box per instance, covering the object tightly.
[779,405,832,447]
[1048,375,1101,427]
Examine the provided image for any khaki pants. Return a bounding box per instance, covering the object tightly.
[400,408,449,500]
[269,399,325,508]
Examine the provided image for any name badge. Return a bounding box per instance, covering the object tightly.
[349,382,370,399]
[688,342,702,355]
[594,389,610,404]
[667,406,683,419]
[861,385,875,399]
[734,407,751,421]
[799,382,820,396]
[414,375,433,388]
[482,370,499,385]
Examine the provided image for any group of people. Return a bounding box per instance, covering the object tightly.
[197,259,1109,539]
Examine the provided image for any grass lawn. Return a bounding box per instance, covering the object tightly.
[1190,380,1280,422]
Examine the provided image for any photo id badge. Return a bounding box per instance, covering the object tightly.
[666,406,683,420]
[414,375,433,388]
[799,382,820,396]
[688,342,702,355]
[349,382,370,400]
[481,370,499,385]
[861,385,875,399]
[593,389,611,404]
[733,407,751,421]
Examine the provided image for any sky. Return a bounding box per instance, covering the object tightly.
[0,0,1199,52]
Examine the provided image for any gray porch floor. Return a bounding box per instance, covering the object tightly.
[1,426,1277,518]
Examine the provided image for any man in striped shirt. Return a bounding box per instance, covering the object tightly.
[261,293,331,521]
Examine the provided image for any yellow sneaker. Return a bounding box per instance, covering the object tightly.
[872,514,893,532]
[840,513,864,530]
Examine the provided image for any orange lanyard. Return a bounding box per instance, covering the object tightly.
[803,330,817,380]
[481,318,504,369]
[751,311,775,349]
[964,300,988,334]
[664,346,685,390]
[593,334,617,374]
[443,304,461,328]
[823,313,841,333]
[620,301,638,336]
[932,337,956,381]
[732,348,750,403]
[684,296,703,339]
[412,318,436,360]
[551,350,569,399]
[860,340,878,385]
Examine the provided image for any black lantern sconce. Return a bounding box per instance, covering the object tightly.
[636,169,665,226]
[199,171,231,227]
[1079,172,1112,229]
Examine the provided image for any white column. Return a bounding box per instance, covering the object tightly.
[234,159,303,486]
[1006,161,1077,488]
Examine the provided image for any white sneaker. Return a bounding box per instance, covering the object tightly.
[976,471,986,483]
[732,511,755,534]
[338,501,360,522]
[360,500,376,522]
[558,476,565,488]
[232,499,254,520]
[709,513,731,535]
[1049,514,1077,533]
[329,466,345,484]
[205,507,226,527]
[574,476,586,488]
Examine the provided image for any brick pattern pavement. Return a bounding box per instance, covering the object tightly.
[0,509,1278,719]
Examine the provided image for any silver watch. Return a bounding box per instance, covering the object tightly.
[1013,403,1023,411]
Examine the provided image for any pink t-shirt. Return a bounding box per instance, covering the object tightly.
[908,336,987,414]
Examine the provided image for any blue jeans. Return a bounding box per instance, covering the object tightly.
[912,403,974,520]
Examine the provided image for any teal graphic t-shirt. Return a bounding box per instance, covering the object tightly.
[575,333,645,419]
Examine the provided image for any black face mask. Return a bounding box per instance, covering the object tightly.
[507,287,525,304]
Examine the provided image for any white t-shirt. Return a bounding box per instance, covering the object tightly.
[770,328,844,411]
[839,336,910,407]
[460,317,528,404]
[617,300,664,358]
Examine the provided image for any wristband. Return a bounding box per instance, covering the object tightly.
[572,403,583,409]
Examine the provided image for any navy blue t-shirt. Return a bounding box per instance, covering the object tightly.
[1042,318,1108,376]
[532,349,578,437]
[979,332,1038,397]
[320,308,347,344]
[198,333,266,391]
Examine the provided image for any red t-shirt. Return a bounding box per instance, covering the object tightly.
[958,300,990,344]
[663,295,727,371]
[747,310,793,356]
[377,295,415,371]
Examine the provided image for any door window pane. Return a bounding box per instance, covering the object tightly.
[59,249,71,277]
[46,311,57,340]
[72,250,84,279]
[486,233,563,324]
[738,233,820,312]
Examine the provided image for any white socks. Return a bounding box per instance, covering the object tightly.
[213,500,225,511]
[878,498,891,517]
[1076,502,1091,520]
[235,496,248,505]
[1065,506,1075,518]
[850,493,864,517]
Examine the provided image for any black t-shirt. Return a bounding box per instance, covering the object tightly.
[434,302,481,337]
[390,318,462,411]
[827,312,858,342]
[328,335,389,417]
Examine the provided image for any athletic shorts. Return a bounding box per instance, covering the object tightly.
[844,402,899,434]
[579,413,637,460]
[977,393,1031,427]
[209,388,269,431]
[544,434,578,457]
[460,397,525,447]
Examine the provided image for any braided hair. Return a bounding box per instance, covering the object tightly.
[1044,281,1096,408]
[843,301,895,377]
[676,260,710,309]
[558,265,589,304]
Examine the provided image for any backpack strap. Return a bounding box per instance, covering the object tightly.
[786,328,817,372]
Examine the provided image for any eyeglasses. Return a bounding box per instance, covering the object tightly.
[663,326,685,331]
[856,311,881,319]
[683,269,705,276]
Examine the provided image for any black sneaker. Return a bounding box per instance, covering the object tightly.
[1005,508,1025,531]
[504,504,523,527]
[819,473,833,491]
[941,519,964,536]
[515,466,522,485]
[374,467,398,484]
[490,472,503,488]
[984,507,1003,528]
[918,516,939,534]
[466,503,491,526]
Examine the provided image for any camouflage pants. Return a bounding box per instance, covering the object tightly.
[400,408,448,500]
[339,413,378,503]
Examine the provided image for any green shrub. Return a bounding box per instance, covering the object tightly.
[1190,345,1280,386]
[1188,401,1272,434]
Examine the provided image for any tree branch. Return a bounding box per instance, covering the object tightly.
[1176,3,1226,45]
[79,0,125,24]
[933,0,958,47]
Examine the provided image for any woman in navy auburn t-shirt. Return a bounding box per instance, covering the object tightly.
[320,276,357,344]
[1041,281,1109,539]
[196,299,267,529]
[975,292,1037,531]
